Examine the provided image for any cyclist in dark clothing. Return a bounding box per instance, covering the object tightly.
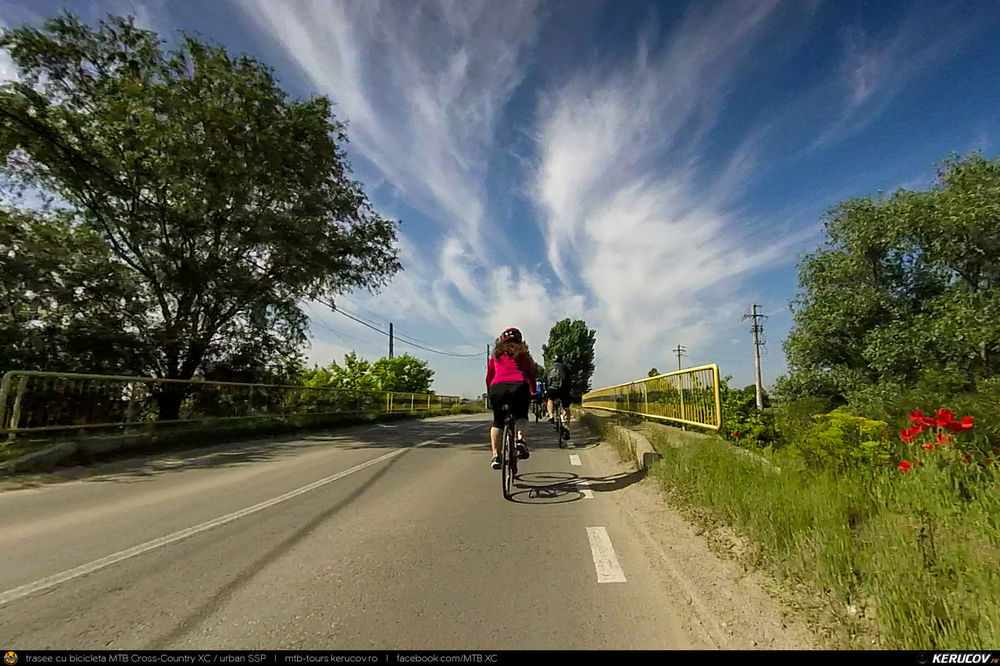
[545,356,572,435]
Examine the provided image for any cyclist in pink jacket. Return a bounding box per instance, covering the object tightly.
[485,327,537,469]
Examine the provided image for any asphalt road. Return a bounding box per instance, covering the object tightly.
[1,413,715,650]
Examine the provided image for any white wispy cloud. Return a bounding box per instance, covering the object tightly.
[812,2,985,150]
[235,0,571,393]
[239,0,539,248]
[235,0,897,395]
[532,0,814,388]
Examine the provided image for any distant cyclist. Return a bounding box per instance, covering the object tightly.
[485,327,537,470]
[545,355,572,437]
[533,379,546,419]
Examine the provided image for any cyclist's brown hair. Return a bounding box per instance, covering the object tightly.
[494,340,532,360]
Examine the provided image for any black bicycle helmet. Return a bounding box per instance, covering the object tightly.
[500,327,522,343]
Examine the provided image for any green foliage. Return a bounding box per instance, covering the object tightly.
[0,209,152,375]
[788,410,890,471]
[782,153,1000,403]
[719,375,772,448]
[301,352,433,394]
[0,13,400,400]
[648,367,659,377]
[542,318,596,398]
[370,354,434,393]
[844,372,1000,450]
[643,427,1000,649]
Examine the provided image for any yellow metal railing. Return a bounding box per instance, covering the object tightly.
[0,370,467,437]
[581,364,722,430]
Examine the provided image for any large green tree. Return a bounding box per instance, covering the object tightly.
[0,14,400,417]
[542,318,597,398]
[778,153,1000,403]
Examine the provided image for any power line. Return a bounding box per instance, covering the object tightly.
[316,299,482,359]
[309,312,383,349]
[336,296,451,350]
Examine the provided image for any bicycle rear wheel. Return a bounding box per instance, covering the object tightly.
[555,399,567,447]
[501,421,514,500]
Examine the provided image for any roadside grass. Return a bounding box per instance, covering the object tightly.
[582,410,1000,649]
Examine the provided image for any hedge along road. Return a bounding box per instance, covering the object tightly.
[0,412,815,649]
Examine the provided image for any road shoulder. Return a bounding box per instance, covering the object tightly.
[582,428,824,649]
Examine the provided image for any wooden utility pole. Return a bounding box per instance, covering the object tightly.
[389,322,394,359]
[743,305,767,410]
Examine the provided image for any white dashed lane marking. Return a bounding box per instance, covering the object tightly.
[586,527,627,583]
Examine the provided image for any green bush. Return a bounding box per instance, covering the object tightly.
[788,409,890,471]
[845,373,1000,451]
[720,376,777,448]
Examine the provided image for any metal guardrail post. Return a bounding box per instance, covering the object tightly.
[713,365,723,429]
[679,375,686,422]
[0,371,13,431]
[9,374,30,440]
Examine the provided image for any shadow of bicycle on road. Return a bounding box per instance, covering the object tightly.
[506,467,646,504]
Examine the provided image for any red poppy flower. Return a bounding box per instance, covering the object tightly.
[923,443,934,451]
[909,410,923,422]
[936,408,955,427]
[900,429,914,443]
[985,458,992,464]
[734,432,741,438]
[910,423,925,435]
[960,416,974,430]
[920,416,937,427]
[899,461,912,472]
[917,461,924,467]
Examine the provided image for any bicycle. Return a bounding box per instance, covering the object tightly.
[500,403,518,500]
[552,396,569,447]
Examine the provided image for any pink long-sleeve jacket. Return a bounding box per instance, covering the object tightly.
[486,354,537,393]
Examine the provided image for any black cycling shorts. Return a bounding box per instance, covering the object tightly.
[545,387,572,407]
[489,381,530,427]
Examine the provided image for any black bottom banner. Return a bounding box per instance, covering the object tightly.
[2,651,999,665]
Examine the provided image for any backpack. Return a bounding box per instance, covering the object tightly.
[546,363,566,390]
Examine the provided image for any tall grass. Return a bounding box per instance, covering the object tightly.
[588,413,1000,649]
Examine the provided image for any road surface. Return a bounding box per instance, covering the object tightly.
[0,413,814,649]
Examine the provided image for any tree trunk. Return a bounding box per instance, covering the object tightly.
[155,383,187,422]
[154,335,210,422]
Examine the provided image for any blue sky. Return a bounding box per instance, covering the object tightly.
[2,0,999,398]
